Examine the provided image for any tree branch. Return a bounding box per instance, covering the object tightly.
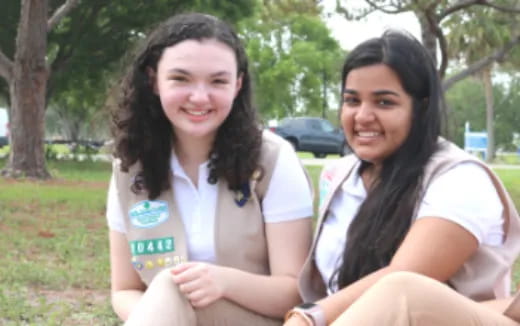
[422,7,449,77]
[335,0,408,20]
[439,0,482,19]
[440,0,520,20]
[0,49,13,82]
[335,1,376,20]
[364,0,408,14]
[47,0,81,31]
[443,33,520,90]
[479,0,520,13]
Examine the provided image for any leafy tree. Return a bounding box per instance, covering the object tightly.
[445,77,486,147]
[494,77,520,151]
[444,6,518,160]
[446,75,520,152]
[0,0,256,178]
[242,0,344,121]
[334,0,520,89]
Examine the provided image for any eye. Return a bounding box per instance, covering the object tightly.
[169,75,188,82]
[212,78,229,85]
[377,99,396,107]
[342,96,359,107]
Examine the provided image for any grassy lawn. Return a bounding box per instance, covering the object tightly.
[0,159,519,325]
[0,159,117,325]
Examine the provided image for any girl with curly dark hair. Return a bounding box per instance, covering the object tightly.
[106,13,313,325]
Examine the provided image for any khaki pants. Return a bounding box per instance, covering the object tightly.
[125,269,282,326]
[332,271,519,326]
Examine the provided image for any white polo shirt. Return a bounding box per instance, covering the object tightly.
[106,139,313,262]
[315,161,504,293]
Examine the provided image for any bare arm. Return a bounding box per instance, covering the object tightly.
[312,217,479,324]
[109,230,147,321]
[173,218,312,317]
[220,218,313,317]
[481,298,514,313]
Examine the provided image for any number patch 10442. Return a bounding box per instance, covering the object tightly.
[130,237,174,256]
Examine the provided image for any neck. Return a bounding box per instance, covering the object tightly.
[174,135,213,167]
[173,134,214,188]
[361,163,382,190]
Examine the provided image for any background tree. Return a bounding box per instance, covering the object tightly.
[444,5,519,161]
[445,75,520,152]
[334,0,520,89]
[242,0,344,121]
[0,0,256,178]
[494,76,520,151]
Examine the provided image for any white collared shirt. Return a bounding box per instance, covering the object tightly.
[106,139,313,262]
[315,161,504,294]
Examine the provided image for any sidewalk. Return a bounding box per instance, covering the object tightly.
[302,158,520,169]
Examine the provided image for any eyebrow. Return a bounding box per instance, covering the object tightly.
[166,68,232,77]
[343,89,400,97]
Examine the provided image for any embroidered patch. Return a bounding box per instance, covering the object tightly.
[234,183,251,207]
[319,165,338,209]
[131,255,187,272]
[130,237,175,256]
[129,200,169,228]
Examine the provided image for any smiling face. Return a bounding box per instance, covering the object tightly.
[152,39,242,143]
[341,64,413,167]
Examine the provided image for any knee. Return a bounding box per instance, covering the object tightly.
[370,271,431,300]
[156,267,174,278]
[148,268,178,289]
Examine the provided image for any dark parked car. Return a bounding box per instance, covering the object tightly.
[271,117,350,158]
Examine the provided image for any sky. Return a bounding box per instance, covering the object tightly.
[322,0,422,50]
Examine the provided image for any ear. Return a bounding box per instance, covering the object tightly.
[234,73,243,97]
[146,67,159,95]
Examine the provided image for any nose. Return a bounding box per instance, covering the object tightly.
[354,103,375,123]
[189,83,210,104]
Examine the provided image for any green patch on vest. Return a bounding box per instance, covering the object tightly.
[130,237,174,256]
[129,200,169,228]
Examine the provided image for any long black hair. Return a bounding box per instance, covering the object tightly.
[333,30,444,290]
[112,13,261,199]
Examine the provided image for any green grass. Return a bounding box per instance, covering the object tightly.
[0,159,519,324]
[0,159,117,325]
[495,153,520,165]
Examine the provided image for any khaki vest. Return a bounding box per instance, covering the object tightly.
[113,131,285,286]
[299,139,520,302]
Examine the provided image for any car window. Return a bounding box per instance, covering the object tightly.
[279,119,290,127]
[319,120,335,133]
[288,119,302,129]
[308,120,322,130]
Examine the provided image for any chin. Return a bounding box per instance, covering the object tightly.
[354,152,378,164]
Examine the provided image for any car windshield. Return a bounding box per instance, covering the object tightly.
[318,119,335,133]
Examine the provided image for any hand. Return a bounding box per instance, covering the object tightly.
[170,262,228,308]
[283,313,311,326]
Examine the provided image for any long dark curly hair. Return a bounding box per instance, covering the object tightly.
[112,13,261,199]
[332,30,444,290]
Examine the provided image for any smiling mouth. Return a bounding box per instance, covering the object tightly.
[183,109,211,116]
[356,131,381,137]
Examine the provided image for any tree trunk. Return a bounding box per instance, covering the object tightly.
[322,70,327,119]
[482,67,495,163]
[416,12,438,68]
[3,0,50,178]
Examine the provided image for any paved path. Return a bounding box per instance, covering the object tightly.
[302,158,520,169]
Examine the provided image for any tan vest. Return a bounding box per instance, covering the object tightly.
[299,140,520,302]
[113,132,285,286]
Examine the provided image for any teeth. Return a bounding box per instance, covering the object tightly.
[186,110,209,116]
[357,131,380,137]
